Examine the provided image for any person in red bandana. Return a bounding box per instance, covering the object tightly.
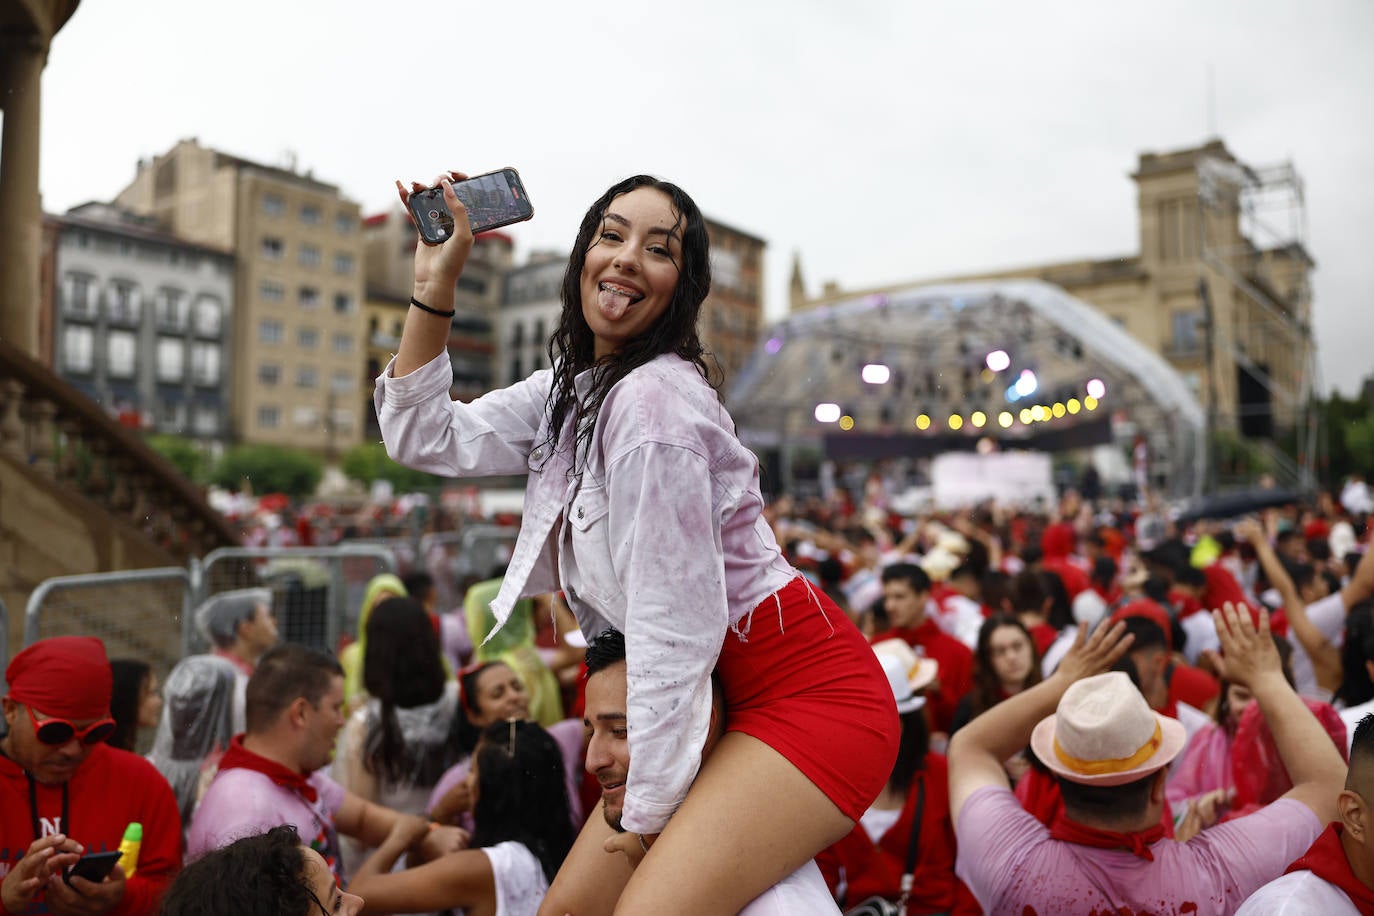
[0,636,181,915]
[184,645,466,884]
[1238,713,1374,914]
[948,604,1347,914]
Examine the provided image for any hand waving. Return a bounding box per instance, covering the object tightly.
[1211,601,1280,689]
[1054,619,1134,684]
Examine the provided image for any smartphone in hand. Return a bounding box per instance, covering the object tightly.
[64,850,123,886]
[407,167,533,245]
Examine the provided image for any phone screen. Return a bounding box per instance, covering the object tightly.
[65,850,123,886]
[408,168,534,244]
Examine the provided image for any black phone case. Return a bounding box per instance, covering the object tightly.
[408,168,533,244]
[65,850,123,885]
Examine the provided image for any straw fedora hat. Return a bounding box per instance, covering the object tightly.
[876,654,927,715]
[871,638,939,695]
[1030,671,1187,787]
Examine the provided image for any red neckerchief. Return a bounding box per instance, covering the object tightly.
[213,648,255,678]
[216,735,318,802]
[1286,823,1374,914]
[1050,815,1167,862]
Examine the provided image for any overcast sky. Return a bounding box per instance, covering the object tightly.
[36,0,1374,396]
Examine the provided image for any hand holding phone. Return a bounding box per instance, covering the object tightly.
[405,167,534,245]
[63,850,123,887]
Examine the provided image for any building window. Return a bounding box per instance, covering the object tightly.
[331,408,355,432]
[193,296,223,336]
[509,355,522,383]
[107,281,141,324]
[192,406,219,436]
[333,292,354,314]
[258,363,281,385]
[1171,309,1201,352]
[107,330,138,378]
[156,337,185,382]
[335,214,354,234]
[299,244,321,268]
[297,365,319,389]
[157,401,187,431]
[260,236,284,260]
[191,342,220,385]
[294,406,320,429]
[300,204,322,225]
[259,320,283,344]
[64,274,96,318]
[299,286,320,309]
[258,405,281,428]
[260,280,285,302]
[62,325,94,373]
[333,253,354,275]
[331,370,355,393]
[331,333,353,355]
[458,275,487,296]
[156,288,188,330]
[261,193,285,216]
[298,327,319,349]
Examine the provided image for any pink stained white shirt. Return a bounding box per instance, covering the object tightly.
[955,786,1321,915]
[187,767,347,874]
[376,352,796,834]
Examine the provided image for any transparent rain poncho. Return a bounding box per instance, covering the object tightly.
[147,654,239,829]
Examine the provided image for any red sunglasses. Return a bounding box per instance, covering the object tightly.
[25,705,117,746]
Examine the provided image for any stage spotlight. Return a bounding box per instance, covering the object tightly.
[1052,403,1066,418]
[1067,398,1081,414]
[839,415,855,430]
[980,368,996,384]
[948,414,964,431]
[1015,369,1038,398]
[1086,378,1106,399]
[1019,408,1033,425]
[1084,396,1098,411]
[998,411,1014,428]
[862,363,891,385]
[814,403,841,423]
[986,349,1011,372]
[971,411,987,428]
[915,414,932,431]
[1031,405,1046,422]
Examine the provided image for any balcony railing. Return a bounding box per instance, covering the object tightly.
[0,337,239,561]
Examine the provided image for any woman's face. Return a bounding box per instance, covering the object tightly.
[988,625,1034,689]
[1226,683,1254,724]
[469,664,529,726]
[302,846,363,916]
[138,672,163,730]
[579,186,683,360]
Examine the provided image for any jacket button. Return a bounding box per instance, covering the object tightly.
[577,506,585,520]
[531,447,544,461]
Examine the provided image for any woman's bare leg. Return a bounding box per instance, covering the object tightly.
[539,800,634,916]
[613,732,853,915]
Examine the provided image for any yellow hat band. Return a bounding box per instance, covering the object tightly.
[1054,720,1163,776]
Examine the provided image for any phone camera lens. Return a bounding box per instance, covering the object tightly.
[428,209,441,220]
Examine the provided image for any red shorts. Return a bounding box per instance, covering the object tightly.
[717,576,899,822]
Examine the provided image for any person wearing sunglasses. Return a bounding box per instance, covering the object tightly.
[1,636,183,915]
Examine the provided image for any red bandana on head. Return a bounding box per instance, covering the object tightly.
[6,636,112,720]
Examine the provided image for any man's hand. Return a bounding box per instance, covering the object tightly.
[1212,601,1282,690]
[1175,788,1233,843]
[1,835,83,913]
[416,824,469,861]
[1052,619,1134,684]
[603,831,655,869]
[44,863,126,916]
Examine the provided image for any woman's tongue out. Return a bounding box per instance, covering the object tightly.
[598,282,639,320]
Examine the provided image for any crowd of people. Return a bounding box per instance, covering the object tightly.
[3,163,1374,916]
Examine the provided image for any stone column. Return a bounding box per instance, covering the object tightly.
[0,32,47,356]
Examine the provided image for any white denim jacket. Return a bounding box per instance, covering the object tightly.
[375,351,796,833]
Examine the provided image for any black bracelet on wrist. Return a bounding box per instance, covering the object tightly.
[410,296,455,319]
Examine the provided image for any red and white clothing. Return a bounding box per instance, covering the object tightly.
[872,620,973,734]
[0,743,182,915]
[1238,823,1374,915]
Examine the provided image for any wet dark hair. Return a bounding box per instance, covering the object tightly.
[881,562,932,595]
[1337,603,1374,708]
[542,175,715,468]
[585,628,627,675]
[887,707,930,794]
[455,662,514,755]
[362,596,452,785]
[109,658,153,752]
[471,720,576,883]
[245,645,343,734]
[1058,771,1157,825]
[159,824,319,916]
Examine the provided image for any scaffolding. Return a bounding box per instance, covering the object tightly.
[1196,153,1320,490]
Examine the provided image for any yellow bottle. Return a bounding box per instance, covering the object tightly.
[117,822,142,879]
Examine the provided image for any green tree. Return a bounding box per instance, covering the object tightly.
[209,445,324,500]
[145,434,207,483]
[340,441,445,493]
